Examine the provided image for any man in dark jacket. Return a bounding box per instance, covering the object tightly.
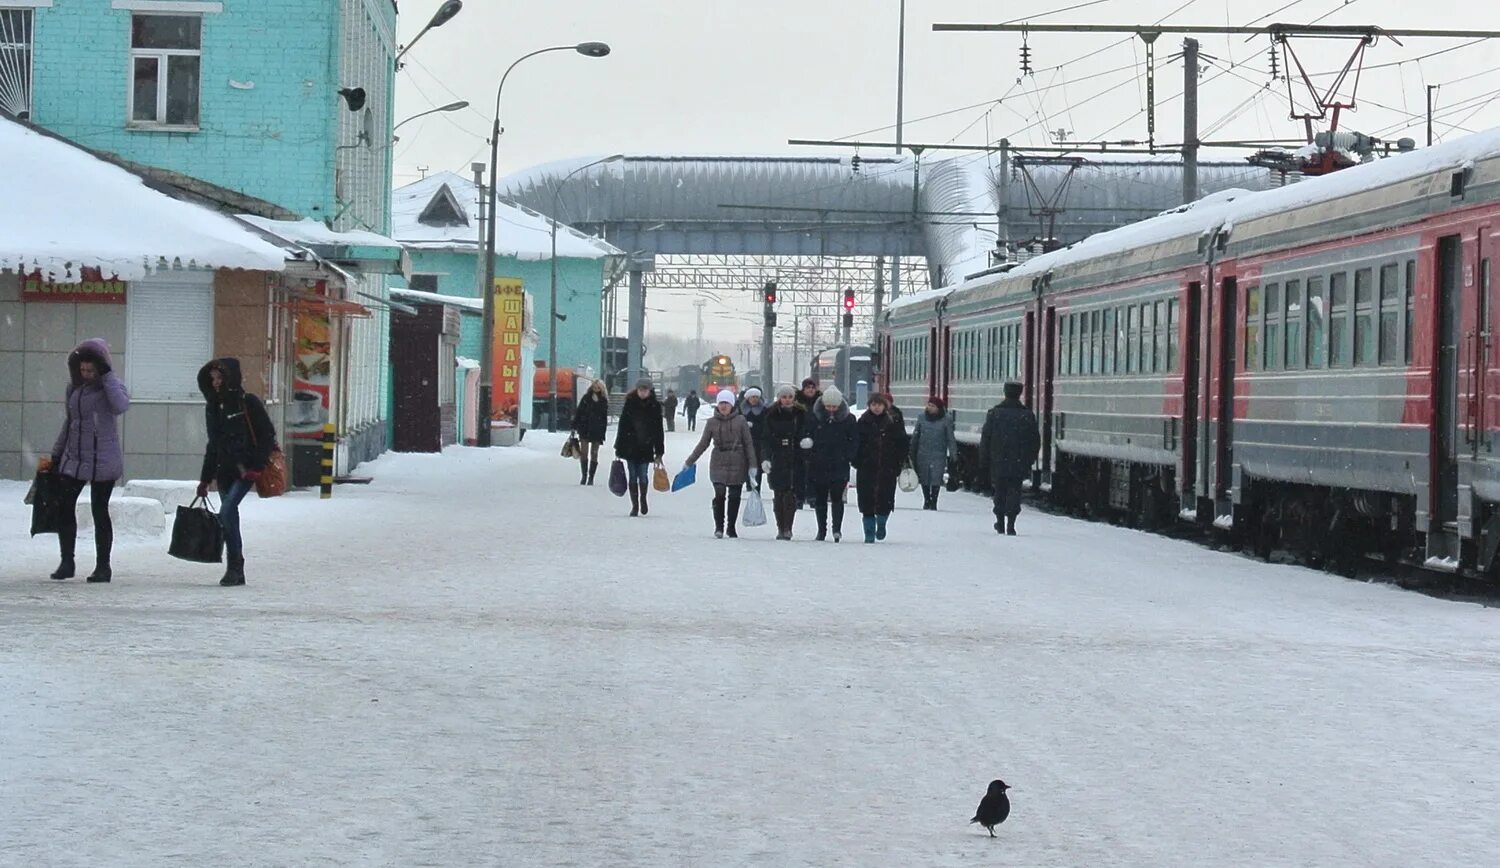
[663,389,679,432]
[763,384,811,539]
[979,381,1041,535]
[683,390,702,432]
[614,378,666,516]
[197,358,277,585]
[806,387,857,541]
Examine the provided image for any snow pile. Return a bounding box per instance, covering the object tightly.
[75,495,164,537]
[121,480,201,514]
[390,171,621,260]
[0,117,288,282]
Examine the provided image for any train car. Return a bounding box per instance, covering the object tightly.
[701,354,737,399]
[675,364,702,398]
[880,126,1500,577]
[809,345,875,396]
[882,288,950,416]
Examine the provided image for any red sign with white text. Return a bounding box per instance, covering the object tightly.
[20,269,127,304]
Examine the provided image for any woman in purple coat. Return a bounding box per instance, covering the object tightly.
[48,338,130,582]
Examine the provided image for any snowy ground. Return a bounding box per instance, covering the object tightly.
[3,427,1499,866]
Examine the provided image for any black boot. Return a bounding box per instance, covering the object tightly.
[86,562,112,583]
[629,481,640,517]
[1006,515,1017,536]
[587,460,598,485]
[87,518,113,581]
[815,497,828,540]
[579,457,589,485]
[930,488,940,510]
[220,556,245,586]
[639,485,649,516]
[713,489,726,538]
[52,532,76,580]
[726,490,741,538]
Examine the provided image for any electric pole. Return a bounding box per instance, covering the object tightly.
[1182,37,1200,205]
[693,299,706,361]
[1428,85,1439,146]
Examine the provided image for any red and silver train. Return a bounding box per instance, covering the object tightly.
[881,127,1500,576]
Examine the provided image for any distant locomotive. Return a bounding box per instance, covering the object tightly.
[810,345,874,396]
[882,126,1500,578]
[701,354,737,399]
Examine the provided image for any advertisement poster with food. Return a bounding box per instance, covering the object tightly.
[292,282,333,440]
[492,277,525,427]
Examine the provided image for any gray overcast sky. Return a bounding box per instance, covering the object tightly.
[392,0,1500,353]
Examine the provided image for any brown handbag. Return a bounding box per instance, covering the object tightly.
[243,404,287,498]
[652,462,671,493]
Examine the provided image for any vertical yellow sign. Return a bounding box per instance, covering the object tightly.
[492,277,525,424]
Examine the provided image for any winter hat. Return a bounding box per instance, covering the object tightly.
[821,386,844,407]
[743,387,762,401]
[716,389,737,406]
[635,377,653,390]
[776,384,797,399]
[1003,381,1023,400]
[802,378,819,389]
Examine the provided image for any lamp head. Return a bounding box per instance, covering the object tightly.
[438,100,469,112]
[575,42,611,58]
[429,0,463,29]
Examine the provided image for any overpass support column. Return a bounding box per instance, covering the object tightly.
[626,257,653,389]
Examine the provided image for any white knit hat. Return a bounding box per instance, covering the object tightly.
[743,387,762,401]
[716,389,737,405]
[821,386,843,407]
[775,384,796,399]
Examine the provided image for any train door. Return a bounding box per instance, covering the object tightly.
[1474,226,1494,455]
[1042,306,1057,476]
[940,325,953,403]
[1181,282,1202,503]
[1215,277,1238,499]
[1435,235,1463,527]
[927,327,939,399]
[1023,310,1036,404]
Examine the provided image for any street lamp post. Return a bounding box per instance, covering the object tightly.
[395,0,464,69]
[477,41,611,446]
[392,100,469,141]
[548,154,624,432]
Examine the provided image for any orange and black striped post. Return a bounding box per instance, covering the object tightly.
[320,423,335,499]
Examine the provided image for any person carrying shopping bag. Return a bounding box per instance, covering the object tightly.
[683,389,757,539]
[197,358,277,586]
[46,338,130,582]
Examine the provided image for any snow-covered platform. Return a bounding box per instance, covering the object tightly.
[3,429,1498,866]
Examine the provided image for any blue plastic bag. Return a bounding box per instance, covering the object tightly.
[671,464,697,492]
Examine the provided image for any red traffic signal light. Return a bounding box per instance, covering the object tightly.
[763,280,778,305]
[842,288,856,312]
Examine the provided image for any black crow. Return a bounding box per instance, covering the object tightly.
[970,779,1011,837]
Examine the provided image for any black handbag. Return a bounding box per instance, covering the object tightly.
[29,471,67,537]
[169,497,225,564]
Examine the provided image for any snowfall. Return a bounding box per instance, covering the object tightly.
[3,425,1499,867]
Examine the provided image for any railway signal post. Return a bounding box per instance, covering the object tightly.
[841,288,855,395]
[761,279,777,390]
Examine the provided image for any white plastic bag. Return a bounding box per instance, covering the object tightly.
[898,465,919,493]
[742,489,767,527]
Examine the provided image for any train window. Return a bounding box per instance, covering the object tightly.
[1354,267,1376,366]
[1285,279,1304,369]
[1245,284,1262,372]
[1073,313,1083,375]
[1059,316,1070,375]
[1125,306,1138,373]
[1265,283,1282,370]
[1306,276,1326,367]
[1103,309,1117,374]
[1154,300,1168,373]
[1329,273,1350,367]
[1139,302,1153,373]
[1405,260,1416,365]
[1168,298,1180,372]
[1379,263,1402,365]
[1088,310,1100,374]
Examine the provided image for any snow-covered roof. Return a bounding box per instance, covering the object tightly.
[0,117,288,282]
[390,287,483,312]
[391,171,622,260]
[886,286,955,314]
[237,217,401,251]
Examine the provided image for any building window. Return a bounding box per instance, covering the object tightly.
[0,7,32,120]
[126,271,214,401]
[129,14,201,127]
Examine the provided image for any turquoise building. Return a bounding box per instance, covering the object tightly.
[391,171,623,386]
[5,0,401,467]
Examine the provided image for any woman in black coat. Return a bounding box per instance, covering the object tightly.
[613,378,665,516]
[197,358,276,586]
[854,392,910,543]
[762,384,811,540]
[806,387,857,542]
[571,378,610,485]
[738,387,769,492]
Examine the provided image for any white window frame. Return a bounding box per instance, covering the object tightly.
[125,11,204,130]
[126,271,215,402]
[0,4,40,120]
